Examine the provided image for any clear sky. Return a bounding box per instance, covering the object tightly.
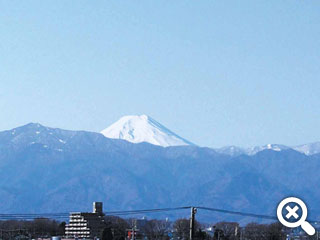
[1,0,319,148]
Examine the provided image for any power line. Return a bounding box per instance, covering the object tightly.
[104,206,191,216]
[196,206,319,224]
[0,206,318,223]
[196,206,277,221]
[3,207,190,219]
[0,207,190,220]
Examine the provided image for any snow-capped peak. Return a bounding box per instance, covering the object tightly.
[292,142,320,156]
[100,114,194,147]
[215,146,247,156]
[214,144,291,156]
[245,144,290,155]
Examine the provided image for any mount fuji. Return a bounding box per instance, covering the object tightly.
[101,114,194,147]
[101,115,320,156]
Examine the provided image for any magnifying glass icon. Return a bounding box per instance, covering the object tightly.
[277,197,315,236]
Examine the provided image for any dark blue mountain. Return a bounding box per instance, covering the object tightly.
[0,123,319,223]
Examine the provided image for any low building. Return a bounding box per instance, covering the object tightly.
[65,202,106,239]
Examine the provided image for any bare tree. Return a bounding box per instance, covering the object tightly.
[0,218,62,239]
[174,219,190,240]
[143,219,170,240]
[214,222,239,240]
[174,218,201,240]
[243,222,286,240]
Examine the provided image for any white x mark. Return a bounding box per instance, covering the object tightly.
[286,205,299,219]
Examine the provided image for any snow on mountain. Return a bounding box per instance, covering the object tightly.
[215,144,291,156]
[293,142,320,155]
[101,114,194,147]
[215,143,320,156]
[215,146,247,156]
[245,144,291,155]
[101,115,320,154]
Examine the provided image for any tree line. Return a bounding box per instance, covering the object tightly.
[0,217,317,240]
[0,218,65,239]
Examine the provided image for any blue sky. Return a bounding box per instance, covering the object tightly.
[1,1,319,148]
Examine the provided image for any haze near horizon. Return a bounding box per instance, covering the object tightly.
[1,1,320,148]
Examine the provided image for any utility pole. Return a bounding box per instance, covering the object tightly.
[190,207,197,240]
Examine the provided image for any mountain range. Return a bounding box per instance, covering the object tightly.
[0,115,320,223]
[101,114,320,156]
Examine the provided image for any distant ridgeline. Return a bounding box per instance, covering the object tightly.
[0,122,319,223]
